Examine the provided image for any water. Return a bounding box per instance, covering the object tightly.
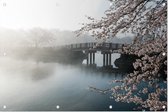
[0,53,140,111]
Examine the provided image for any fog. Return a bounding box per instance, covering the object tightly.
[0,27,96,49]
[0,27,134,49]
[0,27,135,111]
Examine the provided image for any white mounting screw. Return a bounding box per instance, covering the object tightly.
[162,105,166,109]
[109,105,112,109]
[56,105,60,109]
[3,105,7,109]
[162,52,166,56]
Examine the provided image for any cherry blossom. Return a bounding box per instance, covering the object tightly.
[79,0,167,110]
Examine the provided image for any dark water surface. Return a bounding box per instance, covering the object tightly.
[0,53,143,111]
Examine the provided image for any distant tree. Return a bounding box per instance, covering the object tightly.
[28,28,56,48]
[77,0,167,111]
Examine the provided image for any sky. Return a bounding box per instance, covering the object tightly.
[0,0,110,31]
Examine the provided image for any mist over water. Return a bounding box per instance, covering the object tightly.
[0,52,138,111]
[0,28,136,111]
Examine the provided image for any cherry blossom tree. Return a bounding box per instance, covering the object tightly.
[77,0,167,111]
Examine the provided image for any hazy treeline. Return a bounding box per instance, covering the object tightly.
[0,27,134,58]
[0,27,96,48]
[0,27,134,63]
[0,27,133,48]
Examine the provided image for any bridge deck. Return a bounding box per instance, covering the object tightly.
[65,42,124,53]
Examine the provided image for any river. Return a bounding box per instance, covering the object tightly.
[0,53,145,111]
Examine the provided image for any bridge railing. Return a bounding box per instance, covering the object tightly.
[66,43,96,49]
[66,42,124,51]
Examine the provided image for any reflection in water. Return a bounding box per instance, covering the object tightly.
[0,54,136,111]
[31,63,55,81]
[79,65,125,79]
[0,58,55,81]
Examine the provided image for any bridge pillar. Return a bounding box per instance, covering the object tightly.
[86,51,96,65]
[90,52,92,64]
[80,43,82,48]
[106,53,108,66]
[87,53,89,65]
[102,52,112,66]
[109,53,111,66]
[93,52,95,64]
[103,53,105,66]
